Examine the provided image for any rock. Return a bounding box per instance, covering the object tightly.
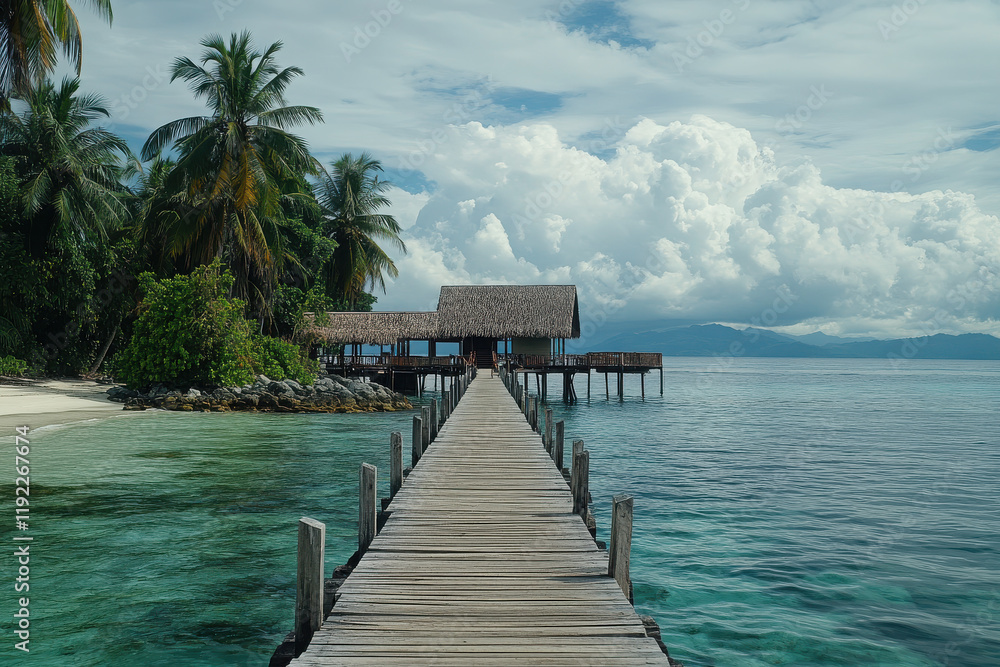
[267,381,295,398]
[285,379,304,394]
[257,393,279,410]
[106,386,138,402]
[187,388,202,398]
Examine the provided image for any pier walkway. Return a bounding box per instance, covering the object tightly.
[288,375,668,666]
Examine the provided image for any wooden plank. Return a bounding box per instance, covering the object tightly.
[288,376,667,666]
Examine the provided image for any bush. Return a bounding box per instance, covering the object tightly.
[115,262,258,388]
[253,335,319,385]
[115,261,320,389]
[0,355,28,376]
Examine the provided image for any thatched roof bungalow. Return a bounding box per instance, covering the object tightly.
[305,311,438,346]
[436,285,580,340]
[307,285,580,363]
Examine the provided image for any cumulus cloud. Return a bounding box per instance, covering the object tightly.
[381,116,1000,338]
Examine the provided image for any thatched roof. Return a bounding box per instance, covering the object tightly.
[307,285,580,344]
[436,285,580,339]
[305,311,438,346]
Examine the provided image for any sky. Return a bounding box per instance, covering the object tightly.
[67,0,1000,339]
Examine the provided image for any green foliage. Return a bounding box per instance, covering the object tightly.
[0,356,28,376]
[115,261,258,388]
[253,335,319,385]
[317,153,405,308]
[330,292,377,313]
[139,31,324,318]
[0,0,113,100]
[115,261,318,388]
[272,285,335,340]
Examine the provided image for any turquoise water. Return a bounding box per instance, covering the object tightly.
[2,359,998,666]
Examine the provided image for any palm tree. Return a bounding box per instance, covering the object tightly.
[316,152,406,308]
[0,76,133,256]
[140,30,323,318]
[1,0,113,103]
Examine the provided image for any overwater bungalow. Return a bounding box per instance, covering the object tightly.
[306,285,661,401]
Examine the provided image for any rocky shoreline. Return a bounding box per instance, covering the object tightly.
[106,374,411,413]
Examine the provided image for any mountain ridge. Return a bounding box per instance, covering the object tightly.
[583,324,1000,360]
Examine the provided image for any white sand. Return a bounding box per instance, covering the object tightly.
[0,378,125,431]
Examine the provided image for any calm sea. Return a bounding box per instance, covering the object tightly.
[2,359,998,666]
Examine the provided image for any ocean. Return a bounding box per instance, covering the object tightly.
[3,358,998,666]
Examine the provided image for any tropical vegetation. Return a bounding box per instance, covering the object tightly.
[0,22,407,386]
[0,0,114,103]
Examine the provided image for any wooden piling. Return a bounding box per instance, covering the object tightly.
[421,406,431,451]
[544,408,553,454]
[554,420,565,471]
[572,447,590,519]
[412,416,422,467]
[608,494,634,603]
[359,463,377,554]
[389,432,402,499]
[430,398,439,441]
[295,517,325,656]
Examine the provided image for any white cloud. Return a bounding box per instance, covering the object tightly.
[379,116,1000,338]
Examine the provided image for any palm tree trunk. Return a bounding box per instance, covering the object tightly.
[88,323,119,376]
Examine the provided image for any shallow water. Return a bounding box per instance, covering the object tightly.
[1,359,998,666]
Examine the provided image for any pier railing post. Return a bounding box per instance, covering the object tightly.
[608,494,634,603]
[554,420,564,470]
[421,406,431,451]
[295,517,325,656]
[412,415,422,467]
[572,441,588,519]
[544,408,553,453]
[430,398,439,441]
[359,463,377,555]
[389,432,402,499]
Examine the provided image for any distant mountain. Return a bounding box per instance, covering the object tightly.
[600,324,830,357]
[823,333,1000,360]
[595,324,1000,360]
[786,331,876,346]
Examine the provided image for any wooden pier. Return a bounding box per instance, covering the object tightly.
[282,372,670,666]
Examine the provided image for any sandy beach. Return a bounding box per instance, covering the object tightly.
[0,377,126,431]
